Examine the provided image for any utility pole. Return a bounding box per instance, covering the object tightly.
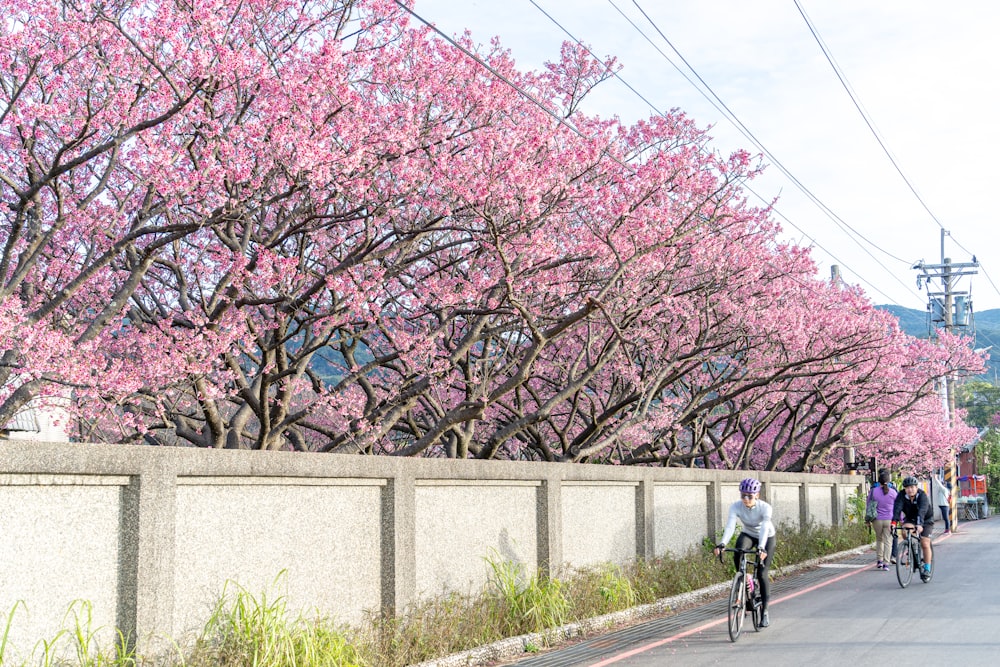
[913,229,979,533]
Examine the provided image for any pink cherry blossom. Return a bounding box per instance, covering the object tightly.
[0,1,985,470]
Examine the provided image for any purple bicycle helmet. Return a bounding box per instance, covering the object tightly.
[739,478,761,494]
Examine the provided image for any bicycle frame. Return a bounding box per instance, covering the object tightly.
[721,547,763,642]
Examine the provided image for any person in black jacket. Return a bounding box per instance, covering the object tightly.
[892,476,934,579]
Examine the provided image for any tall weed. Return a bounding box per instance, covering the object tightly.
[484,557,570,637]
[189,576,361,667]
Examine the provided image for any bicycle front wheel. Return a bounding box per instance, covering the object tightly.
[727,573,746,642]
[896,537,913,588]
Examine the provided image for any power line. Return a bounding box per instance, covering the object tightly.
[948,236,1000,307]
[622,1,912,265]
[528,0,904,306]
[396,0,932,309]
[391,1,569,132]
[396,0,919,309]
[616,0,921,302]
[402,0,917,308]
[792,0,1000,310]
[793,0,946,232]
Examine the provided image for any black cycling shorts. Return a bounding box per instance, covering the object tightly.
[903,522,934,539]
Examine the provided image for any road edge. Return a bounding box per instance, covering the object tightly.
[408,542,874,667]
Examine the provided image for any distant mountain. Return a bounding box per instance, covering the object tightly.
[975,309,1000,328]
[878,304,928,334]
[876,305,1000,382]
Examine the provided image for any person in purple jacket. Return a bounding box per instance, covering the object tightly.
[869,468,897,570]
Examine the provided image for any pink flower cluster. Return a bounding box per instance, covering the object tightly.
[0,1,986,467]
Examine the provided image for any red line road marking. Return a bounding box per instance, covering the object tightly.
[586,565,870,667]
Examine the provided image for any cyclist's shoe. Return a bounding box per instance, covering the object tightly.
[890,557,897,564]
[760,610,770,628]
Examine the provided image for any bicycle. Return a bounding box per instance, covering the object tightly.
[892,523,933,588]
[719,547,763,641]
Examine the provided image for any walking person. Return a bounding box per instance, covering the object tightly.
[933,474,952,534]
[870,469,897,570]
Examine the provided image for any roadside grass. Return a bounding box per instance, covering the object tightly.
[186,578,363,667]
[0,600,137,667]
[0,520,869,667]
[774,519,870,571]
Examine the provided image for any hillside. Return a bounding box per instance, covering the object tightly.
[876,305,1000,381]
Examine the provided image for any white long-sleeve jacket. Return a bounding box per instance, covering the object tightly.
[720,499,775,544]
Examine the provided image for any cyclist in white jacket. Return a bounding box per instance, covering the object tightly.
[713,478,776,627]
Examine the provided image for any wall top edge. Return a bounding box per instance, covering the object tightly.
[0,473,130,486]
[413,479,541,487]
[177,476,387,487]
[561,480,639,487]
[0,441,862,484]
[654,481,711,487]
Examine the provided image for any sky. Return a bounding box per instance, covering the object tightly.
[407,0,1000,315]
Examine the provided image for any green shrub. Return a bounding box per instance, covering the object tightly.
[844,490,867,524]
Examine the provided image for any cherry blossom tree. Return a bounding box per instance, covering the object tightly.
[0,0,270,428]
[4,0,985,472]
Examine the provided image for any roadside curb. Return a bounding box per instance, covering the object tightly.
[408,542,874,667]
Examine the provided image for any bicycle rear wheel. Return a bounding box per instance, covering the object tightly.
[727,573,746,642]
[895,537,913,588]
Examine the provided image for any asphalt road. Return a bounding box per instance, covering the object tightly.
[510,516,1000,666]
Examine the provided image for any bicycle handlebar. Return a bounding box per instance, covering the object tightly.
[892,521,912,526]
[717,546,762,564]
[891,522,923,535]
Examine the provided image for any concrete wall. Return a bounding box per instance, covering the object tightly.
[767,483,802,529]
[561,482,638,569]
[0,474,125,662]
[653,482,710,557]
[0,441,862,658]
[413,480,539,597]
[172,477,386,639]
[807,483,835,526]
